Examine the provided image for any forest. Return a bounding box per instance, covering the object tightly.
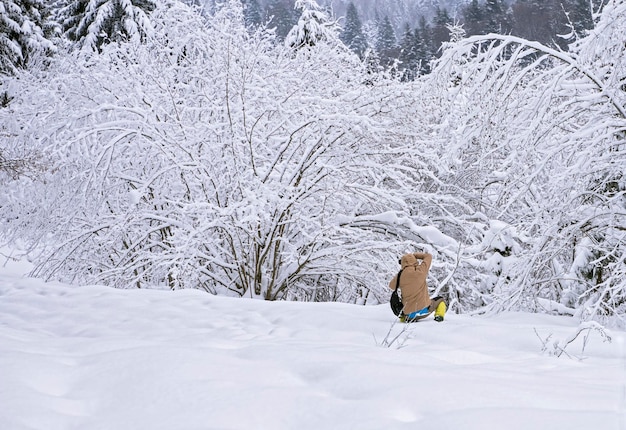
[1,0,625,325]
[240,0,597,77]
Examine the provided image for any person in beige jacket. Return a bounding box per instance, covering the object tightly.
[388,252,446,322]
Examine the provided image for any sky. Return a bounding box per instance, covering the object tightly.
[1,248,625,430]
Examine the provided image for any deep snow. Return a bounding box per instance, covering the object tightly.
[0,253,625,430]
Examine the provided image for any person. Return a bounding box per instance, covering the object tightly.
[388,252,446,322]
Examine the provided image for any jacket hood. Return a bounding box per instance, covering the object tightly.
[400,253,417,269]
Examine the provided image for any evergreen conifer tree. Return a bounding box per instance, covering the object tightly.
[264,0,296,42]
[416,16,433,75]
[0,0,55,74]
[285,0,340,50]
[462,0,485,36]
[242,0,263,29]
[375,15,396,67]
[340,2,367,58]
[484,0,511,34]
[398,23,418,81]
[56,0,156,51]
[432,6,452,51]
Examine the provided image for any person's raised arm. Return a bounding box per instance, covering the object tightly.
[413,252,432,270]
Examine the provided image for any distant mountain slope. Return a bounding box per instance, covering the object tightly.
[196,0,471,31]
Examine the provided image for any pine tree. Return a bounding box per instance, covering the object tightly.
[285,0,340,50]
[398,23,418,81]
[340,2,367,59]
[242,0,262,29]
[264,0,296,42]
[484,0,511,34]
[432,6,452,51]
[416,16,433,75]
[433,7,452,27]
[0,0,55,74]
[511,0,560,47]
[462,0,485,36]
[56,0,156,51]
[375,15,397,67]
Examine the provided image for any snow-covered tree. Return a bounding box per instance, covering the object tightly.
[431,6,452,52]
[398,24,418,81]
[285,0,340,50]
[425,0,626,319]
[556,0,595,43]
[461,0,484,36]
[1,0,423,304]
[0,0,55,74]
[415,15,434,74]
[263,0,295,42]
[242,0,262,29]
[340,2,367,59]
[6,0,626,324]
[56,0,156,51]
[511,0,567,48]
[375,14,396,66]
[484,0,511,34]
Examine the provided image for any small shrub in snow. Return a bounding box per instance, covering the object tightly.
[534,322,612,360]
[374,319,413,349]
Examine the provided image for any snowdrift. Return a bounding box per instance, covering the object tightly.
[0,259,624,430]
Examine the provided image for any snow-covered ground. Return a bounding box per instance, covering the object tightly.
[1,253,625,430]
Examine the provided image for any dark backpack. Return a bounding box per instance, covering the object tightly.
[389,269,403,316]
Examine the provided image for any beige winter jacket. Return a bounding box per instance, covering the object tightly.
[388,252,432,314]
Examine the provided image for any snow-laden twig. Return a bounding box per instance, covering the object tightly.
[535,322,612,360]
[374,319,414,349]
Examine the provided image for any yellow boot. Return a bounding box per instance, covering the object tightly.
[434,301,446,322]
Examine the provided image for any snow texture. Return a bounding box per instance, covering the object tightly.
[0,251,624,430]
